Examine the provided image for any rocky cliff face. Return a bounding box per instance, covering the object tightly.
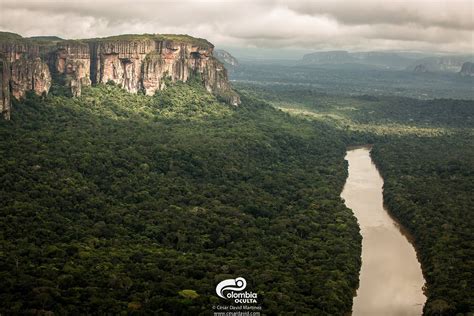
[10,57,51,100]
[0,32,240,120]
[459,62,474,76]
[0,40,52,119]
[214,49,239,69]
[90,39,235,99]
[0,58,11,120]
[54,41,91,97]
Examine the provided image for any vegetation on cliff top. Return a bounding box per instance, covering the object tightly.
[91,33,213,48]
[0,31,72,47]
[0,31,214,48]
[0,31,24,42]
[29,36,64,41]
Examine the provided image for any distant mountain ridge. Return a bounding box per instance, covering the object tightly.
[301,50,415,69]
[302,50,355,64]
[301,50,474,72]
[407,55,474,73]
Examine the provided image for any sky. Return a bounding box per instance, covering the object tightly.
[0,0,473,56]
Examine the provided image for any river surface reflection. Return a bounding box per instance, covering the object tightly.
[341,146,426,316]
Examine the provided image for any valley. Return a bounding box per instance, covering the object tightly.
[0,32,473,315]
[342,146,425,316]
[233,62,473,315]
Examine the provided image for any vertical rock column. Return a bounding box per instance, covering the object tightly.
[0,42,53,120]
[90,40,155,93]
[53,42,91,97]
[0,57,11,120]
[10,58,51,99]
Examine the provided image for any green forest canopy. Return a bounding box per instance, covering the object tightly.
[0,76,473,315]
[0,82,361,315]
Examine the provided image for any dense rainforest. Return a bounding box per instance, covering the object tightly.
[232,62,474,100]
[1,61,473,315]
[372,135,474,315]
[234,80,474,315]
[0,80,362,315]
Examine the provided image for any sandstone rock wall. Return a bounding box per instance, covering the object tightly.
[54,42,91,97]
[0,42,41,62]
[90,40,155,93]
[10,57,51,99]
[0,33,240,120]
[0,41,52,119]
[0,58,11,120]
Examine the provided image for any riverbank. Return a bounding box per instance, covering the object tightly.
[342,146,426,316]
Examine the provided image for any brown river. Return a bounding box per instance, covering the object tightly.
[341,146,426,316]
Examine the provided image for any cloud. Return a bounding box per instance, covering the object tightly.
[283,0,474,31]
[0,0,472,53]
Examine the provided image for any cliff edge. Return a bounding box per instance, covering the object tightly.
[0,32,240,120]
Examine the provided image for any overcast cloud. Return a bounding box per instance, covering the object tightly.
[0,0,472,53]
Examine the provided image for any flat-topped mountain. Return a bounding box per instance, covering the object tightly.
[0,32,240,120]
[407,55,474,73]
[301,50,474,73]
[459,62,474,76]
[300,50,415,69]
[302,50,356,64]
